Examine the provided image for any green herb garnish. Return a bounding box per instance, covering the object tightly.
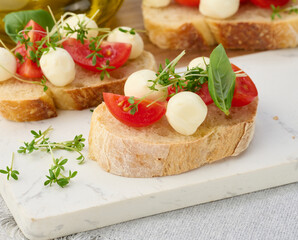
[0,153,19,181]
[207,44,235,115]
[271,3,298,20]
[44,146,77,188]
[18,126,86,164]
[119,27,136,35]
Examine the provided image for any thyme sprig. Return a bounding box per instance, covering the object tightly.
[18,126,86,164]
[0,153,19,181]
[271,3,298,20]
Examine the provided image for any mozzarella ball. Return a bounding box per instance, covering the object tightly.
[61,14,98,39]
[166,92,207,135]
[0,47,17,82]
[40,47,76,87]
[124,69,167,101]
[107,26,144,59]
[188,57,210,70]
[143,0,171,8]
[199,0,240,19]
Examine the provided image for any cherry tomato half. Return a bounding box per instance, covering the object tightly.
[175,0,200,6]
[103,93,166,127]
[167,82,213,105]
[231,64,258,107]
[250,0,289,8]
[62,38,132,72]
[15,20,46,78]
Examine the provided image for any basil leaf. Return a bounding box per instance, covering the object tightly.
[208,44,236,115]
[3,9,55,43]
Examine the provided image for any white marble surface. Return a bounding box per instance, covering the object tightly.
[0,48,298,240]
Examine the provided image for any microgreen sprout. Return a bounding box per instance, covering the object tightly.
[18,126,86,164]
[119,27,136,35]
[271,3,298,20]
[96,60,116,80]
[44,144,77,188]
[0,153,19,181]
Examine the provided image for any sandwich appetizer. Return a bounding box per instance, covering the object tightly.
[142,0,298,50]
[0,8,156,122]
[89,44,259,177]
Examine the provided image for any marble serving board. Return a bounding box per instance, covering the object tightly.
[1,49,298,240]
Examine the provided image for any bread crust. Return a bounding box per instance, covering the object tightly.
[89,98,258,178]
[0,51,156,121]
[143,2,298,50]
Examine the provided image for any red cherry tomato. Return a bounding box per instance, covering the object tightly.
[15,20,46,78]
[231,64,258,107]
[175,0,200,7]
[167,82,213,105]
[103,93,166,127]
[250,0,289,8]
[62,38,132,72]
[240,0,249,3]
[16,55,43,79]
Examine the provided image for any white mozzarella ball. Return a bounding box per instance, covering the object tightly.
[40,47,76,87]
[199,0,240,19]
[61,14,98,39]
[124,69,166,101]
[143,0,171,8]
[0,47,17,82]
[188,57,210,70]
[166,92,208,135]
[107,26,144,59]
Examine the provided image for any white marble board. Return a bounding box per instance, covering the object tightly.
[0,49,298,240]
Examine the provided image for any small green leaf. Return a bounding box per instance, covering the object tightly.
[0,170,8,174]
[44,180,51,186]
[71,171,78,178]
[57,178,69,188]
[4,10,55,43]
[11,173,18,180]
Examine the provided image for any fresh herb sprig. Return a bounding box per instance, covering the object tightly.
[18,126,86,164]
[271,3,298,20]
[119,27,136,35]
[64,22,88,44]
[44,146,77,188]
[96,60,116,80]
[127,44,239,116]
[0,153,19,181]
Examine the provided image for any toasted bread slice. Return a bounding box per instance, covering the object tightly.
[88,98,258,178]
[0,51,156,121]
[143,2,298,50]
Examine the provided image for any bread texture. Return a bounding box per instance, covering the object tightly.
[0,51,156,121]
[88,98,258,178]
[143,2,298,50]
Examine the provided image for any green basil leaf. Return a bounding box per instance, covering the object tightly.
[3,9,55,43]
[208,44,236,115]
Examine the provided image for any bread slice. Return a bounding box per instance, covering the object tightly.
[88,98,258,178]
[0,51,156,121]
[143,2,298,50]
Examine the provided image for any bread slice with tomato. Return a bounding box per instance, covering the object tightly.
[88,45,259,178]
[0,14,156,122]
[142,0,298,50]
[89,97,258,178]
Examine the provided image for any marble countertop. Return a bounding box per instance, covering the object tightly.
[1,182,298,240]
